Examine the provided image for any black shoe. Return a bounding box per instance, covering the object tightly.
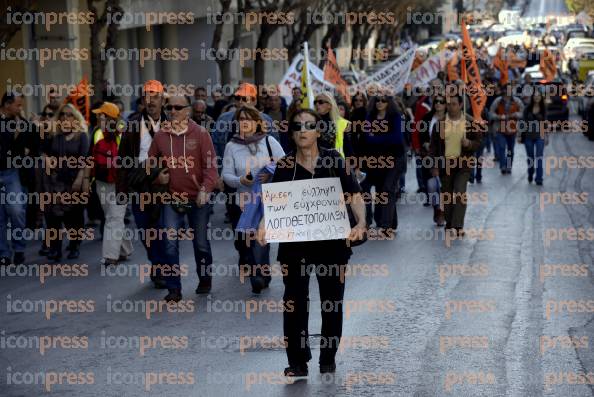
[38,246,50,256]
[164,288,182,302]
[320,362,336,374]
[67,249,80,259]
[284,365,308,377]
[476,178,482,184]
[47,250,62,261]
[118,255,129,262]
[103,258,118,266]
[528,175,533,183]
[13,252,25,265]
[0,257,10,266]
[536,181,543,186]
[251,277,266,294]
[195,282,212,294]
[153,276,168,289]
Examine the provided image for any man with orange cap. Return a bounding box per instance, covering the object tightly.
[213,83,280,162]
[117,80,169,287]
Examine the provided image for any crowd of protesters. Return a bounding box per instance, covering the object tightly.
[1,37,593,376]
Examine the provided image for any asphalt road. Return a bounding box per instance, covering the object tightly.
[1,107,594,396]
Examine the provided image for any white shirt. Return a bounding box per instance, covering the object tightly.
[138,116,159,162]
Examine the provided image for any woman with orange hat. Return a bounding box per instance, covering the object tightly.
[92,102,133,265]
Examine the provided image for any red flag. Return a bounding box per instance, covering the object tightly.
[460,18,486,121]
[323,47,350,104]
[64,77,91,123]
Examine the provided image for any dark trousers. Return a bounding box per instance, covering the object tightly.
[132,202,163,278]
[45,205,84,253]
[496,133,515,171]
[228,204,271,288]
[283,260,346,367]
[361,157,404,229]
[440,167,471,230]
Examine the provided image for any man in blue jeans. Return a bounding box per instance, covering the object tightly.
[489,85,524,174]
[117,80,168,288]
[148,95,218,302]
[0,92,36,265]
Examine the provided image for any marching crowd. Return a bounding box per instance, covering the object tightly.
[0,40,589,376]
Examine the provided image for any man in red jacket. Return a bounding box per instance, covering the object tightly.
[148,95,218,302]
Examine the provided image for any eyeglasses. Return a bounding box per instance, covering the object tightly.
[314,100,329,106]
[290,121,317,132]
[354,98,364,102]
[165,105,189,111]
[59,112,74,118]
[41,112,54,117]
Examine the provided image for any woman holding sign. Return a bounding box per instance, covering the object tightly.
[257,109,366,377]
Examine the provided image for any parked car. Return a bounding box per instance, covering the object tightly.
[534,80,570,123]
[577,71,594,120]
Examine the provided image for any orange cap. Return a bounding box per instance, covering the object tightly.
[234,83,257,98]
[92,102,120,119]
[143,79,164,94]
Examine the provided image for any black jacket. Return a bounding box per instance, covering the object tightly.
[116,110,167,194]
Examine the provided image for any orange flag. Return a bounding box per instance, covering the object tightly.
[323,47,350,104]
[460,18,486,121]
[508,49,527,69]
[492,48,509,85]
[64,77,91,123]
[412,51,425,71]
[540,49,557,81]
[447,51,460,82]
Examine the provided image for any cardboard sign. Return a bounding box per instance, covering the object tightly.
[262,177,351,243]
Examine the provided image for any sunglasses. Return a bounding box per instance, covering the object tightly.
[165,105,189,111]
[290,121,317,132]
[314,100,329,106]
[41,112,54,117]
[59,112,74,118]
[375,97,391,103]
[234,96,251,103]
[435,99,446,105]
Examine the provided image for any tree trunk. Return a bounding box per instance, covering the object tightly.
[212,0,242,86]
[254,23,277,87]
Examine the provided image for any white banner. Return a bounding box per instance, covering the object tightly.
[262,178,351,243]
[408,50,455,88]
[354,47,417,94]
[279,54,335,104]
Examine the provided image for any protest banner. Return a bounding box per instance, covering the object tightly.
[261,178,351,243]
[354,47,417,94]
[408,50,455,88]
[279,54,335,104]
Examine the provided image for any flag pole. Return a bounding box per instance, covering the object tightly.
[303,42,314,109]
